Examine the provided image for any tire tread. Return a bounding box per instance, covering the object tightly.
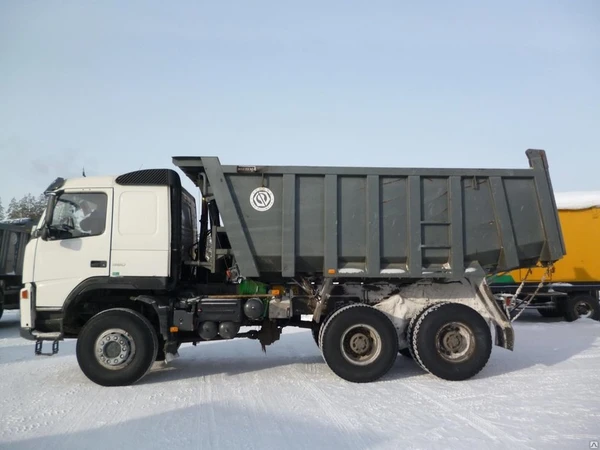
[411,302,492,381]
[321,303,398,383]
[76,307,158,386]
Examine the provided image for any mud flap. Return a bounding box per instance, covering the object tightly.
[312,279,333,324]
[257,320,281,352]
[469,266,515,351]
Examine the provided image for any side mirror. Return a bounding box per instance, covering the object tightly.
[39,192,58,241]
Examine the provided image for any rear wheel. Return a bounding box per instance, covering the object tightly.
[311,321,321,347]
[402,302,450,367]
[76,308,158,386]
[321,303,398,383]
[411,303,492,381]
[563,294,600,322]
[316,305,345,351]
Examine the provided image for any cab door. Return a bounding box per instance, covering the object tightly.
[33,189,113,309]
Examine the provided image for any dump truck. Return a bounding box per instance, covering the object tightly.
[19,149,565,387]
[0,218,34,319]
[490,191,600,321]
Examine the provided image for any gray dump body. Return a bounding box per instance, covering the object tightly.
[0,221,31,279]
[173,150,565,280]
[1,221,33,311]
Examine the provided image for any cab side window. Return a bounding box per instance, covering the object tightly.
[50,192,108,239]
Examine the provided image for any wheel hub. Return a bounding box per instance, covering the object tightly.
[340,324,382,366]
[436,322,475,363]
[443,332,464,352]
[95,329,136,370]
[349,333,371,354]
[575,301,592,318]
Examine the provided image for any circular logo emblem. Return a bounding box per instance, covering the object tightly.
[250,187,274,212]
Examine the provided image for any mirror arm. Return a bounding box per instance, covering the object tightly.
[40,192,59,241]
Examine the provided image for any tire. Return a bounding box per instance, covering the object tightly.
[318,315,329,351]
[563,294,600,322]
[0,290,4,320]
[403,302,450,367]
[76,308,159,386]
[398,311,424,359]
[412,303,492,381]
[317,305,345,351]
[320,303,399,383]
[311,321,321,347]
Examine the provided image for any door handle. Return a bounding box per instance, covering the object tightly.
[90,260,107,268]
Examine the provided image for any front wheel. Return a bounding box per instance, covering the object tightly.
[76,308,158,386]
[321,303,398,383]
[411,303,492,381]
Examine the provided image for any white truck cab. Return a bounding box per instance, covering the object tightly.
[20,169,197,354]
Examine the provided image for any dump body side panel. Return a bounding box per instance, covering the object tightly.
[173,150,565,280]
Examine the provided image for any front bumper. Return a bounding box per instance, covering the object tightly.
[20,327,36,341]
[19,282,63,343]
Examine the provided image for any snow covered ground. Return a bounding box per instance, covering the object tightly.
[1,309,599,450]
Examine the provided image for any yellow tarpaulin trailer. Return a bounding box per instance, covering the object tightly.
[490,191,600,321]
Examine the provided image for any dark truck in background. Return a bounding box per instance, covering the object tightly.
[0,218,34,319]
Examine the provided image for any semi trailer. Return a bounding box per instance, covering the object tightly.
[0,218,34,319]
[19,149,565,386]
[489,191,600,321]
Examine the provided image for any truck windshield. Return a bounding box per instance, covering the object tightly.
[48,192,108,238]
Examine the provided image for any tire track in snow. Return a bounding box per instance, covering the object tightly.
[201,377,220,449]
[403,382,533,449]
[283,366,382,449]
[57,358,150,448]
[58,385,106,448]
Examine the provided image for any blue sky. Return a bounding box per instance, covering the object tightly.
[1,1,598,204]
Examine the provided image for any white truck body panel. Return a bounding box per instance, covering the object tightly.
[111,187,171,277]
